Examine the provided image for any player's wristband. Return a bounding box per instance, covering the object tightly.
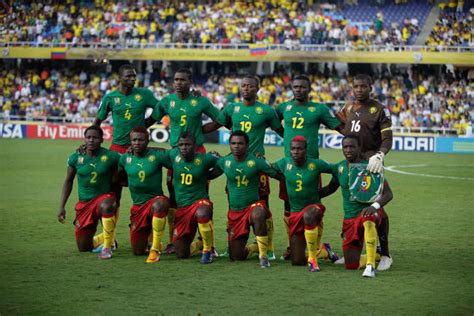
[371,202,381,210]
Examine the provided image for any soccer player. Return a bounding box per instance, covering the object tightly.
[167,132,218,264]
[209,131,284,268]
[57,126,119,260]
[276,75,343,259]
[203,74,284,259]
[320,135,393,278]
[336,74,393,270]
[272,136,334,272]
[147,68,220,254]
[116,127,169,262]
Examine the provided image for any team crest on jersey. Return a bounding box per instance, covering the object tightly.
[338,165,344,174]
[170,100,176,108]
[225,160,231,168]
[308,163,316,171]
[308,106,316,112]
[191,99,198,107]
[127,156,132,164]
[100,155,108,162]
[78,156,84,164]
[234,106,240,113]
[370,107,377,114]
[175,156,182,163]
[247,160,255,168]
[286,105,292,111]
[114,97,121,105]
[194,158,202,166]
[360,175,372,191]
[255,107,263,114]
[286,163,292,171]
[134,94,142,102]
[148,155,156,162]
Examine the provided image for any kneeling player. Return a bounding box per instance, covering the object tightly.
[210,131,283,268]
[117,127,170,262]
[273,136,334,272]
[320,135,393,277]
[168,132,218,263]
[57,126,119,260]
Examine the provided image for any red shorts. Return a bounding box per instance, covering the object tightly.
[289,203,325,237]
[167,145,206,208]
[173,199,213,242]
[129,195,169,242]
[342,209,383,251]
[227,200,270,241]
[74,192,116,237]
[279,175,322,201]
[110,143,130,154]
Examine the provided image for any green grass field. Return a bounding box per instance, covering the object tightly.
[1,138,473,315]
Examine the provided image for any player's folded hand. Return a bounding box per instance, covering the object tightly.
[76,144,86,155]
[57,210,66,224]
[367,151,384,173]
[209,150,221,158]
[361,206,377,217]
[191,89,201,97]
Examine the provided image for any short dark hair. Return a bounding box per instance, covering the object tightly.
[342,134,361,146]
[242,74,260,88]
[119,64,135,76]
[175,68,193,80]
[292,74,311,86]
[229,130,249,144]
[130,126,149,138]
[179,131,196,143]
[84,125,103,138]
[353,74,372,85]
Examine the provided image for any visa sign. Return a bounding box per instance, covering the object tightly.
[0,123,26,138]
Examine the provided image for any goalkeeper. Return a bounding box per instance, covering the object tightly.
[336,74,393,270]
[320,135,393,277]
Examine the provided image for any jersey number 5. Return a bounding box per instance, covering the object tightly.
[124,109,132,120]
[180,115,187,126]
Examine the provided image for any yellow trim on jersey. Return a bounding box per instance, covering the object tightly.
[380,127,392,133]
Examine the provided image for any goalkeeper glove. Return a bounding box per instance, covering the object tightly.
[367,151,384,173]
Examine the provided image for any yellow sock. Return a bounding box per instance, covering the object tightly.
[93,233,104,248]
[256,236,269,258]
[209,220,215,249]
[317,245,329,259]
[102,215,116,249]
[190,239,203,256]
[167,208,176,243]
[112,207,120,242]
[266,218,274,252]
[304,226,320,260]
[152,216,166,252]
[197,221,213,252]
[359,253,381,268]
[246,242,259,259]
[363,221,378,266]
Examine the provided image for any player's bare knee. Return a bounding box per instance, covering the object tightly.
[99,198,115,216]
[152,199,169,215]
[251,206,266,224]
[303,207,321,226]
[196,206,212,221]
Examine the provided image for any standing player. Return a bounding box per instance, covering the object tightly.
[117,127,170,263]
[167,132,218,264]
[203,74,284,259]
[320,135,393,277]
[336,74,393,270]
[147,68,220,254]
[272,136,335,272]
[210,131,284,268]
[57,126,119,260]
[276,75,343,259]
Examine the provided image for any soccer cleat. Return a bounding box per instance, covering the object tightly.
[146,250,161,263]
[200,251,213,264]
[164,243,175,254]
[334,257,345,265]
[267,250,276,261]
[279,247,291,261]
[259,256,271,268]
[308,258,320,272]
[220,247,230,258]
[98,248,112,260]
[323,243,339,263]
[362,264,376,278]
[377,256,393,271]
[210,247,219,258]
[92,240,118,253]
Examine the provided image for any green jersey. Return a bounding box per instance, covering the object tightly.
[217,101,282,155]
[168,149,218,208]
[67,147,120,202]
[119,149,169,205]
[331,160,379,219]
[97,88,159,146]
[273,157,333,212]
[276,101,341,158]
[213,154,277,211]
[151,94,219,147]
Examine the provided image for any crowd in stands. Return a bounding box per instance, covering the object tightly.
[1,63,472,134]
[1,0,457,50]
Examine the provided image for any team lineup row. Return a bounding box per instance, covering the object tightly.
[58,64,394,277]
